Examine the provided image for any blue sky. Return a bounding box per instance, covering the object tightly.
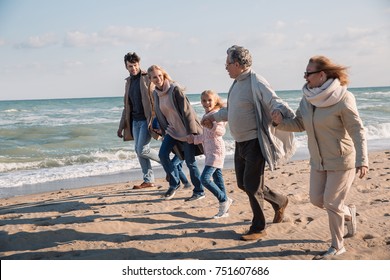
[0,0,389,100]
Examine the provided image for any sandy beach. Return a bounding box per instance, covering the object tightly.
[0,150,389,260]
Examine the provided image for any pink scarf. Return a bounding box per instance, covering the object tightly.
[155,80,171,97]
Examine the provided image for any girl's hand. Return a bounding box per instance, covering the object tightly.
[186,134,194,144]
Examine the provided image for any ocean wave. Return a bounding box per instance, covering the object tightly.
[366,123,390,140]
[361,91,390,97]
[0,160,144,188]
[0,149,139,173]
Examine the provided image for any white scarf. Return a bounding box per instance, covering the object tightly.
[303,78,347,107]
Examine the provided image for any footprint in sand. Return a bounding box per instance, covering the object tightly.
[294,216,314,225]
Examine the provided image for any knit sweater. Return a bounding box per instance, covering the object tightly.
[213,69,296,170]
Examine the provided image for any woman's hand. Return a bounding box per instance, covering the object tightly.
[153,128,162,136]
[356,166,368,179]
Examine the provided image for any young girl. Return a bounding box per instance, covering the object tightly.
[168,90,232,218]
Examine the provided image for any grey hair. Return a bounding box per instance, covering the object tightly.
[226,45,252,68]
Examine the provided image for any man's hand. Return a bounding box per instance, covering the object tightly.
[271,110,282,125]
[201,114,215,129]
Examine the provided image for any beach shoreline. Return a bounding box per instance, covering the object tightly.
[0,149,389,260]
[1,139,388,199]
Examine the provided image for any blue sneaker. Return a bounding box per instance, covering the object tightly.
[164,185,181,200]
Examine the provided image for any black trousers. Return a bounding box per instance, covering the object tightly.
[234,138,287,232]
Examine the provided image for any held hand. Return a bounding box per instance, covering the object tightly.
[186,134,194,144]
[201,119,213,129]
[153,128,162,136]
[356,166,368,179]
[201,114,215,129]
[271,110,282,125]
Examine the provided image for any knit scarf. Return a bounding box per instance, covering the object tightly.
[155,80,171,97]
[303,78,347,107]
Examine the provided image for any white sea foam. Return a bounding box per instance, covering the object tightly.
[365,123,390,139]
[0,160,142,188]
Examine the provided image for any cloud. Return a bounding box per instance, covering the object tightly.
[293,24,389,53]
[275,20,286,29]
[14,33,58,49]
[259,32,286,47]
[339,27,377,41]
[63,31,109,47]
[64,26,179,48]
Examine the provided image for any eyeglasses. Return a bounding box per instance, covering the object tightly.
[304,70,322,77]
[225,62,235,67]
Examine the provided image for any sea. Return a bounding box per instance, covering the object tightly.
[1,86,389,198]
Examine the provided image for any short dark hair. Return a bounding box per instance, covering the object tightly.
[124,52,140,64]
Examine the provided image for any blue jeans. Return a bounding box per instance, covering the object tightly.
[171,154,189,185]
[201,166,227,202]
[132,120,160,183]
[159,134,204,195]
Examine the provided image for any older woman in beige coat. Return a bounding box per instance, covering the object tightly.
[272,55,368,260]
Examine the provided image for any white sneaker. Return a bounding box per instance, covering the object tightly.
[213,197,233,218]
[346,204,357,236]
[313,246,346,260]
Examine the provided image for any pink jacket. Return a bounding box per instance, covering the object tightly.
[193,110,226,169]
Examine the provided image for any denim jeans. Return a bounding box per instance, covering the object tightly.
[159,134,204,194]
[172,154,189,185]
[201,166,227,202]
[132,120,160,183]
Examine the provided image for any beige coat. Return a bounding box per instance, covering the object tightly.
[277,90,368,171]
[118,71,158,141]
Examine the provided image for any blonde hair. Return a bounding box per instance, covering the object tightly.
[309,55,350,86]
[147,64,173,82]
[147,64,187,92]
[201,90,225,109]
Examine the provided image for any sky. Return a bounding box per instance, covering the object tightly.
[0,0,389,101]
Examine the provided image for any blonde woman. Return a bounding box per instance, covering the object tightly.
[148,65,204,201]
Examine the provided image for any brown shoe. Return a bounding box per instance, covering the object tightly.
[273,197,289,223]
[240,230,267,241]
[133,182,155,189]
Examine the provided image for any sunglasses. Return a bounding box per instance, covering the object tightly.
[304,70,322,77]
